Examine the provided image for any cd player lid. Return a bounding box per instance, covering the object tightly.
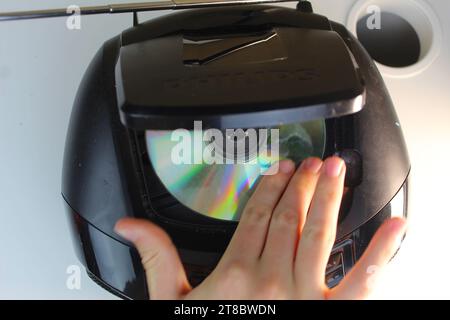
[116,10,365,130]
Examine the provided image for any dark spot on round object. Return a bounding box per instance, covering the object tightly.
[357,12,421,68]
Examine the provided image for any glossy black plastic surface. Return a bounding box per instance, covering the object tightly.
[116,6,365,130]
[62,37,148,244]
[65,203,148,300]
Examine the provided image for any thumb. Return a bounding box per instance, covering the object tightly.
[115,218,191,299]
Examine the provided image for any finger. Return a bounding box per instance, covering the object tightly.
[329,217,407,300]
[295,156,346,293]
[260,158,323,272]
[220,160,296,265]
[114,218,191,300]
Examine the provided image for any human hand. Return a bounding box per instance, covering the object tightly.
[115,156,407,300]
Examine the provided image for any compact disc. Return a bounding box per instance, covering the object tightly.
[146,120,326,221]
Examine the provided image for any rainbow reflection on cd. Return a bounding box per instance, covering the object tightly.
[146,121,326,221]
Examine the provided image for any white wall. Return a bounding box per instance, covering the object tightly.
[0,0,449,299]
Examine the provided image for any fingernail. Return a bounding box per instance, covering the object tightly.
[301,157,322,174]
[389,217,407,231]
[324,157,344,177]
[390,218,407,248]
[279,160,295,174]
[114,223,138,242]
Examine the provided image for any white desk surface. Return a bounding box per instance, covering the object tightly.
[1,0,449,299]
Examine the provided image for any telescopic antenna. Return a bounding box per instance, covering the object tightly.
[0,0,295,21]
